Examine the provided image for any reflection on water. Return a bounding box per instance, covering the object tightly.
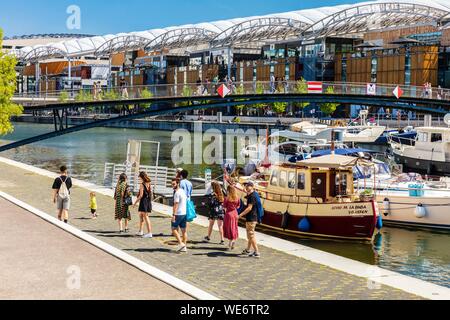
[1,123,449,288]
[1,123,223,185]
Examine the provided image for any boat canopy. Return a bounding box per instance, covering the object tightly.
[298,154,372,169]
[311,148,374,158]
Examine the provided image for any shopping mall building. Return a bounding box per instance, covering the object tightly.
[3,0,450,94]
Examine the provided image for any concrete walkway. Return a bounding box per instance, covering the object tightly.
[0,159,423,300]
[0,198,190,300]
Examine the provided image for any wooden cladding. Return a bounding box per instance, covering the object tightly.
[442,29,450,46]
[335,46,439,86]
[23,61,86,77]
[364,25,438,48]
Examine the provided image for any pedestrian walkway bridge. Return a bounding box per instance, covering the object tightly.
[3,81,450,153]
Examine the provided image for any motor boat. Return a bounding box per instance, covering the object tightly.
[354,161,450,230]
[231,154,380,241]
[289,121,386,144]
[390,126,450,175]
[373,126,417,145]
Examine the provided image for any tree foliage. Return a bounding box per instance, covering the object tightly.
[319,86,340,115]
[58,91,69,103]
[234,84,246,115]
[0,29,23,135]
[140,88,154,109]
[292,78,310,110]
[179,86,194,107]
[272,101,288,115]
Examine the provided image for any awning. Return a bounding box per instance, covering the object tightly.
[298,154,371,169]
[311,148,374,158]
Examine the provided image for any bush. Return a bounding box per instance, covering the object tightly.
[101,90,120,100]
[59,91,69,103]
[75,90,93,102]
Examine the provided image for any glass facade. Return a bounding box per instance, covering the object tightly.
[405,49,412,86]
[371,56,377,83]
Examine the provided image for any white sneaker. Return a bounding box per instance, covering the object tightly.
[177,244,187,253]
[136,231,144,237]
[143,233,153,238]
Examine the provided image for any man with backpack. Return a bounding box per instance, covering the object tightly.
[52,166,73,224]
[238,181,261,258]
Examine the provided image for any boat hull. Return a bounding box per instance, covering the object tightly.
[393,152,450,176]
[376,193,450,230]
[239,195,378,241]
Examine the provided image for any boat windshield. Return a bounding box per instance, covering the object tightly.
[353,162,390,179]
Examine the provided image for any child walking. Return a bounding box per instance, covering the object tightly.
[90,192,98,219]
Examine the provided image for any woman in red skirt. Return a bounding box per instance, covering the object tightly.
[223,185,240,250]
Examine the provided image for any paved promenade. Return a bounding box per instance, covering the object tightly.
[0,160,422,300]
[0,198,190,300]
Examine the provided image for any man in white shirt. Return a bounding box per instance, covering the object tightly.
[171,179,188,253]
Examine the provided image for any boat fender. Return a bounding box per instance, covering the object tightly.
[383,198,390,217]
[281,211,290,230]
[298,217,311,232]
[376,215,383,230]
[415,203,426,219]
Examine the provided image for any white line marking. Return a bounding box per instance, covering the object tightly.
[0,190,218,301]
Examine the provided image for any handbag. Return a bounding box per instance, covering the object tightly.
[123,185,133,206]
[186,200,197,222]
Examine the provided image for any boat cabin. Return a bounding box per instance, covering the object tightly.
[414,127,450,162]
[257,155,363,203]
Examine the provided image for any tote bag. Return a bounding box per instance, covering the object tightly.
[186,200,197,222]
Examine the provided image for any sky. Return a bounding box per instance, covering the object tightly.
[0,0,363,38]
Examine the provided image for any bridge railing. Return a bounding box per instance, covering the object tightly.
[12,81,450,103]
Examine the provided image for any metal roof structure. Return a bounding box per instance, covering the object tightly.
[12,0,450,64]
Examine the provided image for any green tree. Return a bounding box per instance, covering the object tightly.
[292,78,310,111]
[75,90,93,102]
[58,91,69,103]
[140,88,154,109]
[319,86,340,116]
[101,90,120,100]
[272,101,288,115]
[234,84,246,115]
[179,86,193,107]
[0,29,23,135]
[254,82,267,110]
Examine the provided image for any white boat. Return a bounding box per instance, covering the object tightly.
[241,133,349,164]
[288,121,386,144]
[354,162,450,230]
[390,126,450,175]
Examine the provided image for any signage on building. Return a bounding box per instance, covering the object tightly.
[366,83,377,95]
[393,86,404,99]
[307,81,323,93]
[217,84,231,98]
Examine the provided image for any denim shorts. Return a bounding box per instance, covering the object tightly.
[172,215,187,230]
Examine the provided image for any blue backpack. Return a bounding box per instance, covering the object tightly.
[253,192,265,224]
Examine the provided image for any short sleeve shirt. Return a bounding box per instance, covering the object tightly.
[174,189,187,216]
[52,176,72,194]
[245,192,258,222]
[180,179,193,200]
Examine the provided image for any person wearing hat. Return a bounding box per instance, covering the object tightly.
[238,181,260,258]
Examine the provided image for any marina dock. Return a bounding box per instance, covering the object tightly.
[2,157,449,300]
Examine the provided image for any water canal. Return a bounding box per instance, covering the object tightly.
[1,122,449,288]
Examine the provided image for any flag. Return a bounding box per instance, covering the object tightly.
[217,84,231,98]
[307,81,323,93]
[393,86,404,99]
